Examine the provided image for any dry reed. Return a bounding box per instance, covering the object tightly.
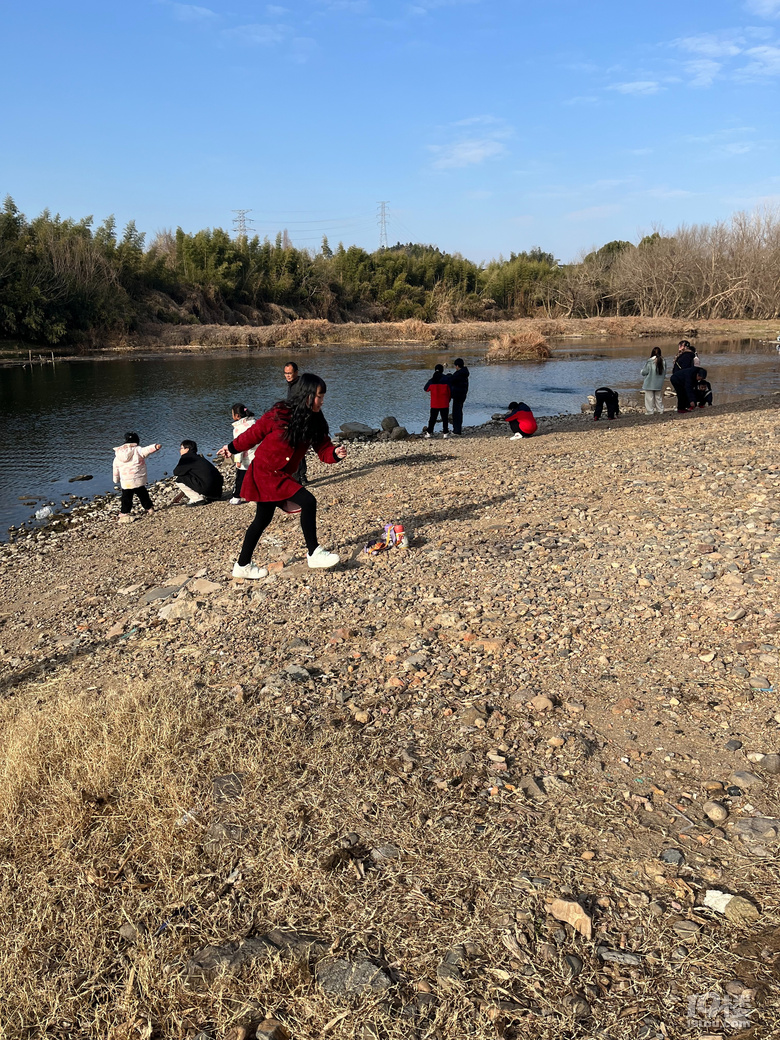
[485,330,551,362]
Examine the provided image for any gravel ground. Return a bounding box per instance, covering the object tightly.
[0,398,779,1039]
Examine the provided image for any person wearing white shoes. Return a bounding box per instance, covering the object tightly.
[504,401,538,439]
[229,402,256,503]
[218,373,347,578]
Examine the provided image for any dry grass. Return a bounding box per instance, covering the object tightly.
[2,664,778,1039]
[485,331,551,363]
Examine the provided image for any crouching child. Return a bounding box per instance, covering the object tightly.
[505,402,538,440]
[174,440,224,506]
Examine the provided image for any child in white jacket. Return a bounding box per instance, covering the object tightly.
[113,432,161,523]
[229,403,257,504]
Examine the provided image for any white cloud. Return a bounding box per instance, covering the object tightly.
[431,138,507,168]
[745,0,780,16]
[609,80,662,95]
[165,2,217,22]
[721,142,756,155]
[562,95,599,105]
[566,204,622,221]
[223,22,288,45]
[645,187,695,198]
[738,43,780,76]
[673,32,744,57]
[429,116,513,170]
[683,59,722,87]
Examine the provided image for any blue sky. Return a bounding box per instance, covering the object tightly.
[2,0,780,263]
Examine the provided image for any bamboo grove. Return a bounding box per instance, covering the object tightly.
[1,195,779,345]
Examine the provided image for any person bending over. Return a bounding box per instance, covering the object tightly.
[593,387,620,420]
[218,373,347,579]
[505,402,538,440]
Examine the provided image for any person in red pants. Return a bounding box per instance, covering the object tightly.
[505,402,538,439]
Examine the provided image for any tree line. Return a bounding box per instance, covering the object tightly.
[1,195,778,344]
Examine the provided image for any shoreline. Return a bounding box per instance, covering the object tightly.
[2,315,780,367]
[6,391,779,544]
[1,395,779,1036]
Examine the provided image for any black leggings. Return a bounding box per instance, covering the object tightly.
[234,468,246,498]
[238,486,318,566]
[426,407,449,433]
[120,486,153,512]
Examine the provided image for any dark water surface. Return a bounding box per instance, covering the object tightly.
[1,337,779,537]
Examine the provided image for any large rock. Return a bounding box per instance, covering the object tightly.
[315,957,392,996]
[381,416,400,431]
[390,426,409,440]
[339,422,378,438]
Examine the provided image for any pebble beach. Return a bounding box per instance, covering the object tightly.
[1,397,779,1039]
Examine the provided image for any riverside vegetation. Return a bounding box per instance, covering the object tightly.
[3,195,780,349]
[0,400,779,1038]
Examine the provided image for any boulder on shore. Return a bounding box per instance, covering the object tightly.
[339,422,379,439]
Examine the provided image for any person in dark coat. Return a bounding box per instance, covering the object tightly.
[218,373,347,579]
[284,360,307,484]
[695,368,713,407]
[423,364,452,438]
[671,341,697,412]
[174,440,224,505]
[447,358,469,436]
[593,387,620,420]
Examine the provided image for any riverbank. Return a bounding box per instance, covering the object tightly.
[3,316,780,366]
[1,399,779,1038]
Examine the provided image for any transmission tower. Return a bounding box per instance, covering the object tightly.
[377,201,389,250]
[232,209,254,239]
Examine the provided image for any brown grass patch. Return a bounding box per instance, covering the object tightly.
[485,330,551,362]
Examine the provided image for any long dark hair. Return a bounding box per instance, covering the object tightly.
[651,345,664,375]
[279,373,329,448]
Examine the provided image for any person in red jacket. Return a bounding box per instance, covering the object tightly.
[217,373,347,578]
[423,364,451,438]
[504,401,538,440]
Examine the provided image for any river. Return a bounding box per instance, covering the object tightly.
[1,337,778,538]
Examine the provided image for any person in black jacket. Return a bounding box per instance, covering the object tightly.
[174,440,224,506]
[671,341,697,413]
[284,361,307,484]
[447,358,469,436]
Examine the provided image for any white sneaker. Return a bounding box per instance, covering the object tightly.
[232,561,268,579]
[229,497,242,505]
[118,513,135,524]
[510,432,523,441]
[442,433,449,439]
[307,545,340,569]
[423,431,432,439]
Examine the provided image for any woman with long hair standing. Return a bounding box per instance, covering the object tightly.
[640,346,667,415]
[218,374,347,578]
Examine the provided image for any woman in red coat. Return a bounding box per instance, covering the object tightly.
[218,374,347,578]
